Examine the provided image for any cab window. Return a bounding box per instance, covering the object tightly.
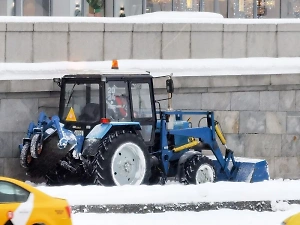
[131,83,152,118]
[131,82,154,142]
[0,181,30,203]
[106,81,131,121]
[63,83,100,123]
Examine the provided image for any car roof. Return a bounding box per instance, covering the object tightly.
[0,176,51,197]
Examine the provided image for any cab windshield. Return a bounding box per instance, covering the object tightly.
[62,83,100,123]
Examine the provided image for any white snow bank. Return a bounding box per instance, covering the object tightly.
[127,11,224,19]
[35,179,300,206]
[1,12,300,24]
[1,57,300,80]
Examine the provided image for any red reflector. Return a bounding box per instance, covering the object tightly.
[65,206,72,218]
[100,118,110,124]
[7,211,13,219]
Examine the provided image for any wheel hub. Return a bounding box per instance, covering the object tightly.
[111,142,146,185]
[196,164,215,184]
[123,161,132,173]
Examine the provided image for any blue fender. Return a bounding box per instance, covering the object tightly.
[86,122,141,139]
[81,122,142,156]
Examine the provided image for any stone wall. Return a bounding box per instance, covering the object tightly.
[2,21,300,62]
[0,73,300,181]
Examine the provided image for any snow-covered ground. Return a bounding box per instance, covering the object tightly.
[28,179,300,224]
[72,208,300,225]
[32,179,300,206]
[1,57,300,80]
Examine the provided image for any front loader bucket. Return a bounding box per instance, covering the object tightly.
[209,156,270,183]
[232,157,270,182]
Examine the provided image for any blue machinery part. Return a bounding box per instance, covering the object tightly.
[19,112,83,154]
[157,110,269,182]
[19,110,269,183]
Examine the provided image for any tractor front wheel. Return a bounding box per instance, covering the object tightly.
[20,142,33,169]
[184,155,216,184]
[30,134,43,158]
[92,131,151,186]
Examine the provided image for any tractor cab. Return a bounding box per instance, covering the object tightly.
[54,69,157,146]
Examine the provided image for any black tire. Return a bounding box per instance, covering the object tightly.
[149,166,164,185]
[184,155,216,184]
[30,134,43,159]
[20,142,33,169]
[91,130,151,186]
[26,133,71,179]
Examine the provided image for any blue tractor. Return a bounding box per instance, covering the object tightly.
[19,63,270,186]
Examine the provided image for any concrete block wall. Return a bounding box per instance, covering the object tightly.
[2,21,300,62]
[0,74,300,181]
[0,81,60,180]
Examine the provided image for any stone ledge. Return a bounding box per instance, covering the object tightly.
[34,23,68,32]
[248,24,277,32]
[0,74,299,93]
[163,23,191,32]
[278,24,300,32]
[69,23,104,32]
[224,24,247,32]
[0,23,5,31]
[6,23,33,32]
[134,23,162,32]
[192,23,223,32]
[72,200,300,214]
[105,23,133,32]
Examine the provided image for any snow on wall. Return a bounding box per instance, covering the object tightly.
[1,57,300,80]
[1,12,300,24]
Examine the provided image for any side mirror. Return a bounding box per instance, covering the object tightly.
[166,78,174,94]
[53,78,61,88]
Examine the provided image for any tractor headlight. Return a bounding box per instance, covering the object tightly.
[74,130,84,136]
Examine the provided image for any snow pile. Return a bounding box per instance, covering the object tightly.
[35,179,300,206]
[1,12,300,24]
[1,57,300,80]
[127,11,224,19]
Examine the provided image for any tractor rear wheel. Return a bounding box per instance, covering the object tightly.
[184,155,216,184]
[91,130,151,186]
[30,134,43,158]
[20,142,33,169]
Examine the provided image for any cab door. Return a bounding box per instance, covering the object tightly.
[130,81,156,146]
[0,181,33,225]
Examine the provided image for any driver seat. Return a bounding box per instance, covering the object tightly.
[78,103,100,122]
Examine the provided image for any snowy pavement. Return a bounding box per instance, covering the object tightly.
[71,207,300,225]
[28,178,300,224]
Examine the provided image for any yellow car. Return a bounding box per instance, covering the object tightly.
[282,212,300,225]
[0,176,72,225]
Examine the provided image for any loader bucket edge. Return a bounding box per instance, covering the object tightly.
[209,156,270,183]
[233,158,270,182]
